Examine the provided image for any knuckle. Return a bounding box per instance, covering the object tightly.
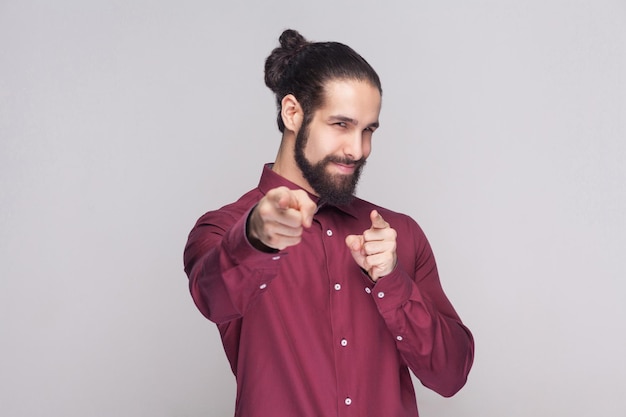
[362,242,371,254]
[257,202,272,218]
[364,241,375,251]
[263,225,276,240]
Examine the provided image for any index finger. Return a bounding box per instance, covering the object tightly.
[270,188,317,228]
[292,190,317,228]
[370,210,389,229]
[270,187,297,210]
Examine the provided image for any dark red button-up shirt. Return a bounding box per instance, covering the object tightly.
[184,165,474,417]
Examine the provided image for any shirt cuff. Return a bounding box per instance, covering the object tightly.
[371,262,415,313]
[223,207,284,267]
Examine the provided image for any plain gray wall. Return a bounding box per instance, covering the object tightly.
[1,1,625,416]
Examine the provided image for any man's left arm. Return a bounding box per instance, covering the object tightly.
[346,211,474,397]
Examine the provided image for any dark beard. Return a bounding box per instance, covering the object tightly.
[294,123,366,206]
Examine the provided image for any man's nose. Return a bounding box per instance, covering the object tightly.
[343,131,365,161]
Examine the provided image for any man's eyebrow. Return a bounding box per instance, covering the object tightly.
[329,115,379,128]
[329,115,357,124]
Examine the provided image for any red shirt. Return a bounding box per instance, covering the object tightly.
[184,165,474,417]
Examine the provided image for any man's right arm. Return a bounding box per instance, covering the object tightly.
[183,187,316,324]
[184,205,280,324]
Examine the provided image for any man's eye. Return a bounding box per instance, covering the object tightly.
[335,122,347,128]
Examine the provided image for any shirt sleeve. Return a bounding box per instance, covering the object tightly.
[370,215,475,397]
[183,206,282,324]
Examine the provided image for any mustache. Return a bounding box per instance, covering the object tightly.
[323,156,367,168]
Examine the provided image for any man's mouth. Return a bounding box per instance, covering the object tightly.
[331,161,357,174]
[326,157,364,175]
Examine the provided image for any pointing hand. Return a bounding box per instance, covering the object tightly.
[345,210,397,281]
[248,186,317,251]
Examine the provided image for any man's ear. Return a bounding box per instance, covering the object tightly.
[280,94,304,133]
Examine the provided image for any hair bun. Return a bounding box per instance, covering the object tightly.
[278,29,308,53]
[264,29,310,93]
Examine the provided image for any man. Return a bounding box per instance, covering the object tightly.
[184,29,474,416]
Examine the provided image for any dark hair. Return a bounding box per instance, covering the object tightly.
[264,29,382,132]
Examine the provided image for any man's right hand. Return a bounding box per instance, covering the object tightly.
[247,186,317,251]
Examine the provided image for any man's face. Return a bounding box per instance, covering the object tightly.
[295,79,381,205]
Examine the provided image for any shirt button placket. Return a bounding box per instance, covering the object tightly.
[325,224,352,412]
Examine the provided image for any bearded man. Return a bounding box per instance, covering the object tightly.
[183,29,474,417]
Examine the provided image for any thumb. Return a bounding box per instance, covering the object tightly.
[345,234,367,272]
[345,234,364,252]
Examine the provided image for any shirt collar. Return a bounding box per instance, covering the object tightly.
[258,163,359,219]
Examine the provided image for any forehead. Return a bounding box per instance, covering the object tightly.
[317,79,382,123]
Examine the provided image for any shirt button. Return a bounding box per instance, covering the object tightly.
[396,335,403,341]
[365,287,371,294]
[340,338,348,347]
[259,283,267,290]
[272,255,281,261]
[377,292,385,298]
[334,283,341,291]
[326,229,333,237]
[345,397,352,406]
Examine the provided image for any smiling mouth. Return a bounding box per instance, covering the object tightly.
[323,155,365,176]
[331,162,357,174]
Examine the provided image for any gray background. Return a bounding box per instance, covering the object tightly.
[1,1,625,416]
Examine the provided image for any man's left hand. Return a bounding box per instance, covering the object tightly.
[345,210,397,281]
